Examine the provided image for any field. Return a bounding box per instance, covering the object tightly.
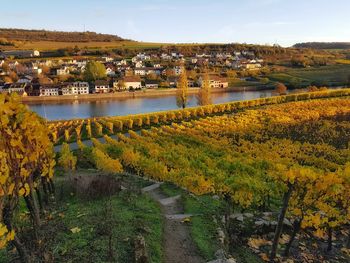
[81,97,350,262]
[2,40,165,51]
[268,64,350,87]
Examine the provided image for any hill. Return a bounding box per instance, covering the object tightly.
[293,42,350,50]
[0,28,125,43]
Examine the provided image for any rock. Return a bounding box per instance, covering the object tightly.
[255,219,269,226]
[217,229,226,244]
[283,218,293,227]
[230,213,243,219]
[165,214,192,220]
[207,248,237,263]
[221,216,226,224]
[207,257,237,263]
[262,212,273,218]
[244,213,254,218]
[270,221,278,226]
[212,195,220,200]
[134,234,148,263]
[214,249,226,259]
[141,183,160,193]
[237,215,244,222]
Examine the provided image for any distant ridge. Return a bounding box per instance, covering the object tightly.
[0,28,125,43]
[293,42,350,50]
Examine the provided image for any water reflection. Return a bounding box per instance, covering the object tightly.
[28,90,274,120]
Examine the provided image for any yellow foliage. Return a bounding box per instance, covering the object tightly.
[58,143,77,172]
[92,148,123,174]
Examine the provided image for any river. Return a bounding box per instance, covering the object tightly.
[27,90,274,120]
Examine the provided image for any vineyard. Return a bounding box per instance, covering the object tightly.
[1,90,350,262]
[47,88,350,145]
[77,97,350,262]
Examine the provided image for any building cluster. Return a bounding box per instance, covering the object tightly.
[0,49,264,97]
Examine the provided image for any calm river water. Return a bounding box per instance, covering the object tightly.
[27,90,274,120]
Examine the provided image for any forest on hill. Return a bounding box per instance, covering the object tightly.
[0,28,125,43]
[293,42,350,50]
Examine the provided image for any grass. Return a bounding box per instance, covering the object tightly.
[184,195,223,261]
[268,64,350,87]
[51,190,162,263]
[231,246,264,263]
[0,171,163,263]
[4,40,228,52]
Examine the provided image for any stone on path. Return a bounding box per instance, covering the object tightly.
[141,183,161,193]
[165,214,193,220]
[159,195,181,206]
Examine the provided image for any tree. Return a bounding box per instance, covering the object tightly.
[1,62,9,72]
[41,65,50,75]
[176,67,189,109]
[58,143,77,172]
[0,93,55,261]
[116,80,126,92]
[197,69,212,106]
[9,71,18,82]
[84,61,107,82]
[275,82,287,95]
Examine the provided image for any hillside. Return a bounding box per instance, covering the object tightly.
[293,42,350,50]
[0,28,125,43]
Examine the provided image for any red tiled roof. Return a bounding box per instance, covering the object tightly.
[123,76,141,82]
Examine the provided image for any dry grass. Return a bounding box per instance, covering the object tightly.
[2,40,165,51]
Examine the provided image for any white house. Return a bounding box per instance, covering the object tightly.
[161,53,172,60]
[94,80,110,93]
[198,75,229,88]
[40,85,59,96]
[135,61,143,68]
[134,67,163,76]
[67,82,89,95]
[144,80,159,89]
[241,62,262,70]
[56,66,70,76]
[123,76,142,90]
[102,56,114,62]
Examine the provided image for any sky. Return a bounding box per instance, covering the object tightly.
[1,0,350,47]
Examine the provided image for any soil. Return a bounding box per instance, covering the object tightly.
[147,186,205,263]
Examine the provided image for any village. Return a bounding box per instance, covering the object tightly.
[0,49,264,97]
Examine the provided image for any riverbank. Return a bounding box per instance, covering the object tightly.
[21,86,272,103]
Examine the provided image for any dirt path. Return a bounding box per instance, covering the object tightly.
[143,184,205,263]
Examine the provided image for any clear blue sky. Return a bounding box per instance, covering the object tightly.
[1,0,349,47]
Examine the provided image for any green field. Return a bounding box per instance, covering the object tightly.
[268,64,350,87]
